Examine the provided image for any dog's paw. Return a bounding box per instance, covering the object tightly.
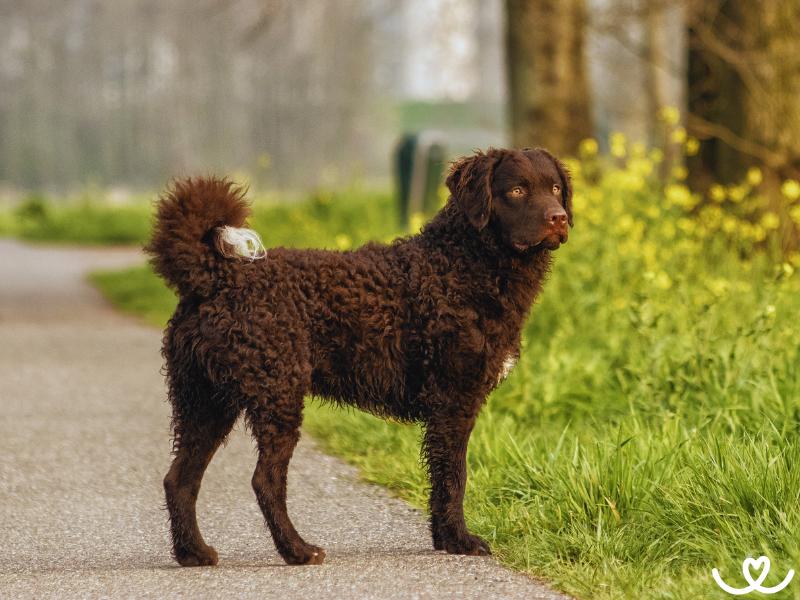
[175,544,219,567]
[281,543,326,566]
[440,533,491,556]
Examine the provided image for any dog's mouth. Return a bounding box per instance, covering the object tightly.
[512,241,535,253]
[512,232,567,253]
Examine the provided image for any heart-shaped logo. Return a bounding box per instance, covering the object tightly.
[713,555,795,595]
[742,556,770,588]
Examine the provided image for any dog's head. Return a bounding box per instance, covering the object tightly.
[446,147,572,253]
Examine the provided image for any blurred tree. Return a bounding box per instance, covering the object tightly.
[505,0,593,155]
[686,1,800,252]
[642,0,681,177]
[584,0,685,157]
[643,1,670,140]
[687,1,800,187]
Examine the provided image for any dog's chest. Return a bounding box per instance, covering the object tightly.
[494,351,519,386]
[498,353,517,380]
[483,311,524,387]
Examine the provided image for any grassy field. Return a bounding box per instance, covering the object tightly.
[13,143,800,599]
[0,193,153,245]
[0,186,400,248]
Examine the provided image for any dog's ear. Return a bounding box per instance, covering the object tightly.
[535,148,573,227]
[446,152,497,231]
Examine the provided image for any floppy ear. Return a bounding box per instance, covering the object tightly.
[536,148,573,227]
[446,152,497,230]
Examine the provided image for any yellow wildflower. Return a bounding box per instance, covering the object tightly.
[782,179,800,201]
[677,218,696,234]
[760,212,780,230]
[617,214,635,233]
[728,185,747,203]
[709,184,726,203]
[665,183,692,208]
[702,205,723,228]
[579,138,599,156]
[654,271,673,290]
[746,167,763,186]
[649,148,664,163]
[670,127,687,145]
[685,137,700,156]
[722,216,737,233]
[335,234,352,250]
[658,106,680,125]
[671,166,688,181]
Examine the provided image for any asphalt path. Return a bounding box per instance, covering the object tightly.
[0,239,567,599]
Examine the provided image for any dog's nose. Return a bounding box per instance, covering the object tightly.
[545,207,568,227]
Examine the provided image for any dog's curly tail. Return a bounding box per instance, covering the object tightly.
[145,177,265,298]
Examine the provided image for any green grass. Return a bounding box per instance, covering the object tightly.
[0,186,398,248]
[90,266,178,327]
[1,194,153,245]
[52,161,800,598]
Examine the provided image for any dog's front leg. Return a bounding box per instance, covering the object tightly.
[423,410,491,555]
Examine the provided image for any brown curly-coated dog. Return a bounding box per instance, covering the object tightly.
[146,147,572,567]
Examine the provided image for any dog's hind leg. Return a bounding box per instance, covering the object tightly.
[247,396,325,565]
[163,387,238,567]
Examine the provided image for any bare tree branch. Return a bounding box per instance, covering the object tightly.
[686,113,790,171]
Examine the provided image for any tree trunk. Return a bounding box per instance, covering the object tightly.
[644,0,680,177]
[687,1,800,251]
[687,1,800,187]
[505,0,593,155]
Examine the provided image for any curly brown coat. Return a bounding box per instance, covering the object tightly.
[146,147,572,567]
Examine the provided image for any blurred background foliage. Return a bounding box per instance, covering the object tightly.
[2,0,799,250]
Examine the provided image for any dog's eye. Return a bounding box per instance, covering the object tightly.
[508,186,525,198]
[553,184,561,195]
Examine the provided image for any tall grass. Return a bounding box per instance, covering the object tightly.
[82,145,800,598]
